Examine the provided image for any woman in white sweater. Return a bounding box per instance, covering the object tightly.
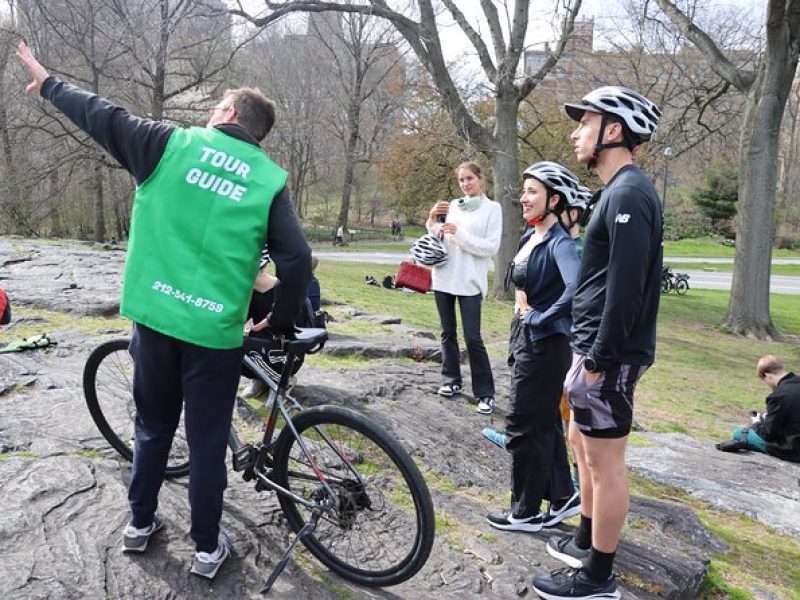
[426,162,503,414]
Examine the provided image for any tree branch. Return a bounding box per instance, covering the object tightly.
[518,0,582,100]
[653,0,756,92]
[439,0,498,81]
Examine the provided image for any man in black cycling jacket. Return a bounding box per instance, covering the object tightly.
[17,42,311,579]
[533,87,663,600]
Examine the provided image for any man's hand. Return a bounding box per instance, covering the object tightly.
[16,41,50,95]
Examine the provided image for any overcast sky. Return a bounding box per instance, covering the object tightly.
[436,0,765,61]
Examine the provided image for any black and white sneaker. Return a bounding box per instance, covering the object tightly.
[543,491,581,527]
[546,534,591,569]
[122,515,164,553]
[486,509,544,532]
[476,397,495,414]
[532,567,620,600]
[437,382,462,397]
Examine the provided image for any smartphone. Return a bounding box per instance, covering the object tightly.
[436,214,446,224]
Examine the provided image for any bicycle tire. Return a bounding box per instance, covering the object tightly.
[675,279,689,295]
[83,338,190,478]
[272,406,435,587]
[661,278,671,294]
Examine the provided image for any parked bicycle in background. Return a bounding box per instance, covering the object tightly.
[661,265,690,295]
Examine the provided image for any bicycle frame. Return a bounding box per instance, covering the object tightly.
[231,340,364,514]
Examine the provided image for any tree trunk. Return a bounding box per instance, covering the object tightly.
[338,101,361,232]
[725,18,799,338]
[489,93,521,299]
[93,161,105,242]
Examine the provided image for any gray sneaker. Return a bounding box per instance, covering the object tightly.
[122,515,164,553]
[190,532,231,580]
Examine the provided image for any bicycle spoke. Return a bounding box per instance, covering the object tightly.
[274,408,433,584]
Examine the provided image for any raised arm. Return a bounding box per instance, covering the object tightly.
[17,41,173,184]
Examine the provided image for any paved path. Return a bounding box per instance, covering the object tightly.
[314,252,800,295]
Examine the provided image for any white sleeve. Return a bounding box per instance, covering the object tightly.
[452,202,502,257]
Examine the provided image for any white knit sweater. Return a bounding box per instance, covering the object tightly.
[427,197,503,297]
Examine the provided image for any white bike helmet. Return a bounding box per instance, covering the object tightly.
[571,185,592,211]
[522,161,585,208]
[411,234,448,266]
[564,86,661,144]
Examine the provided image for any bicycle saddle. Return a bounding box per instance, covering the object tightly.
[285,328,328,354]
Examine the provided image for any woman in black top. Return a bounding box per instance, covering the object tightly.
[485,162,585,532]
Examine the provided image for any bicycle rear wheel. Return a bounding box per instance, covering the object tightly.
[82,338,190,477]
[675,279,689,295]
[272,406,435,587]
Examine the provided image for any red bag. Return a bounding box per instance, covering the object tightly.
[395,261,431,293]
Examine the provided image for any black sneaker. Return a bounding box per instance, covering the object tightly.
[543,491,581,527]
[546,534,591,569]
[122,515,164,553]
[532,567,620,600]
[437,382,462,397]
[486,509,543,532]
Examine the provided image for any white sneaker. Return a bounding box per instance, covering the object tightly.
[476,397,494,414]
[243,379,268,398]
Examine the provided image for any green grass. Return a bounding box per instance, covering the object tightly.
[664,237,800,258]
[629,473,800,599]
[666,261,800,277]
[0,307,129,344]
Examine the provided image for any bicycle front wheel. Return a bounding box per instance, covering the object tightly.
[82,338,190,478]
[272,406,435,587]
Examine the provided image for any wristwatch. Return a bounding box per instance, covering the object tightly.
[584,357,601,373]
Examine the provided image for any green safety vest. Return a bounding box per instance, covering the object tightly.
[120,126,287,349]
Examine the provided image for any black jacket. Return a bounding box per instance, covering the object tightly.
[40,77,310,333]
[571,165,663,369]
[517,225,580,342]
[753,373,800,459]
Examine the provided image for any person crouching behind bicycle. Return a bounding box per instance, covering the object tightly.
[485,162,583,534]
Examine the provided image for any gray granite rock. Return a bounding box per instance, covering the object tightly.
[627,432,800,538]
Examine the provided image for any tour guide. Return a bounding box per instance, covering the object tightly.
[16,42,311,579]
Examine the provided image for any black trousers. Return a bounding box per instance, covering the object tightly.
[434,291,494,397]
[506,320,573,515]
[128,324,243,552]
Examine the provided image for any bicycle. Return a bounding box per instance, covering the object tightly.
[83,328,435,592]
[661,266,690,295]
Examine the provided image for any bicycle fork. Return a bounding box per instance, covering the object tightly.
[260,511,320,594]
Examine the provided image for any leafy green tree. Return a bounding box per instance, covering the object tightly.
[692,164,738,236]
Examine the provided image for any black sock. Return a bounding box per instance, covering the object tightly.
[574,515,592,550]
[584,547,615,583]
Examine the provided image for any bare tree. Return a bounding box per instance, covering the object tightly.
[229,0,582,298]
[654,0,800,339]
[307,11,405,234]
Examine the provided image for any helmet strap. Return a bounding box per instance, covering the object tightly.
[588,114,629,170]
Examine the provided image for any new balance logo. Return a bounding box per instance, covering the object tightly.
[615,213,631,224]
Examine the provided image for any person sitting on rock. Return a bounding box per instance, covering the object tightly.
[716,355,800,463]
